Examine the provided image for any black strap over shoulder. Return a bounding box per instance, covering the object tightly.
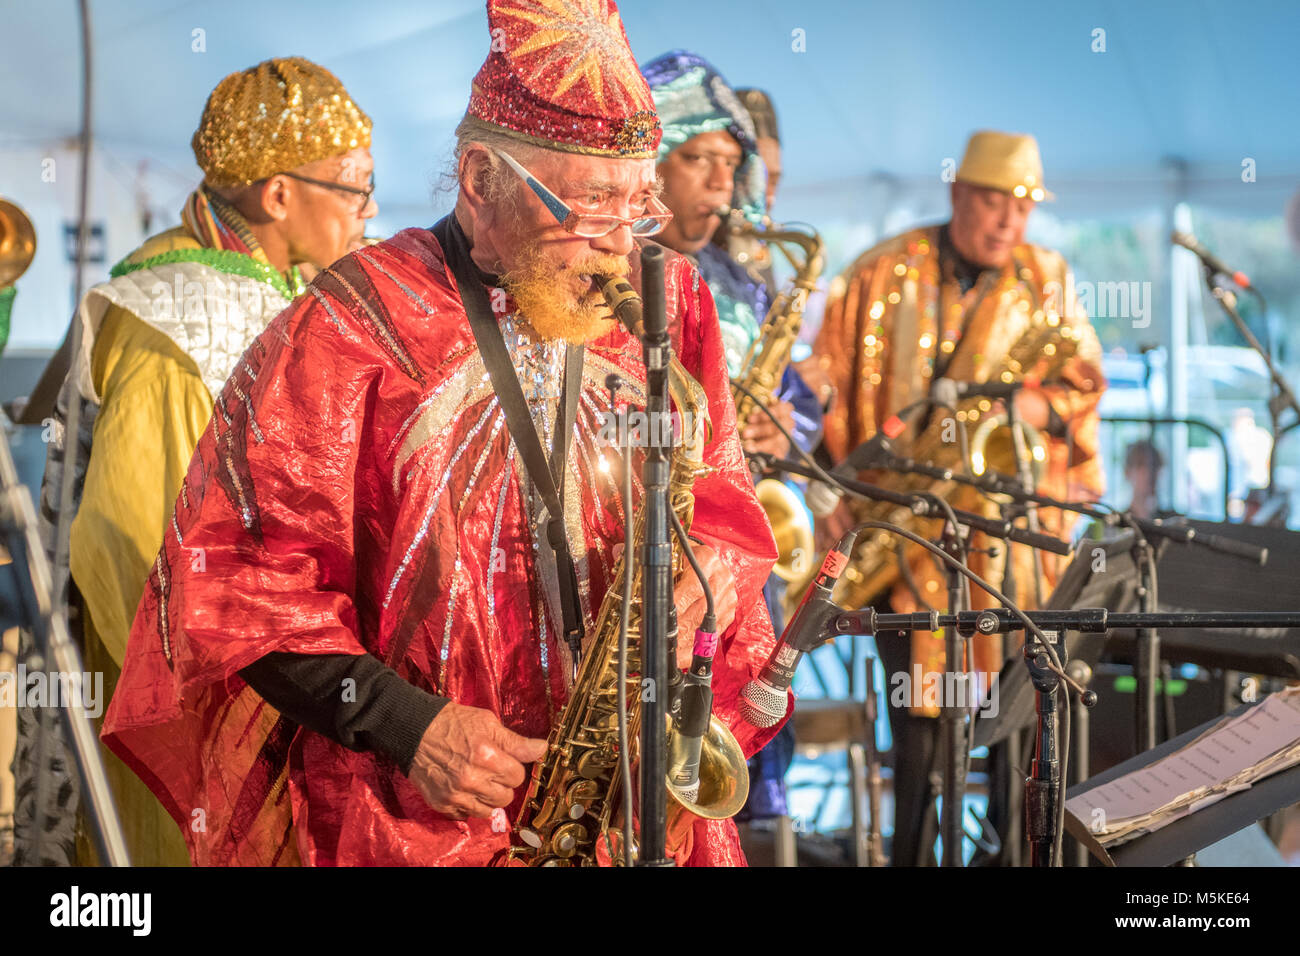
[436,215,586,666]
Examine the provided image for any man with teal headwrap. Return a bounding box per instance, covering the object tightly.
[642,50,820,841]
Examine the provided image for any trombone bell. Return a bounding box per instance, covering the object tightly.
[0,199,37,288]
[756,477,815,582]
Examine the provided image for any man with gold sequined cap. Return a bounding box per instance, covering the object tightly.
[12,57,375,867]
[104,0,784,866]
[812,130,1105,865]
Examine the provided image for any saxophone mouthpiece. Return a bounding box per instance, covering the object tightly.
[595,273,644,338]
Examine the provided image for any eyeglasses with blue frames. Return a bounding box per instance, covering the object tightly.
[491,147,672,239]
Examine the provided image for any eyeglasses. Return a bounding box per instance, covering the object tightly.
[280,171,376,212]
[492,147,672,239]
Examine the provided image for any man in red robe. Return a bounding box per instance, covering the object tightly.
[102,0,784,866]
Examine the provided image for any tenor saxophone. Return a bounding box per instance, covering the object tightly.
[722,210,825,582]
[787,316,1081,619]
[504,273,749,866]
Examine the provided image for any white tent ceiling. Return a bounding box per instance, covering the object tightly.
[4,0,1298,220]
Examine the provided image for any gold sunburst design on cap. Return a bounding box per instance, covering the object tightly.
[496,0,648,114]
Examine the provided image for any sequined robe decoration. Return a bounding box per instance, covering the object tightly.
[694,243,820,821]
[102,225,783,866]
[815,225,1105,714]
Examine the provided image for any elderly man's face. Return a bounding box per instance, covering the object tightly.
[280,147,377,270]
[655,130,742,255]
[466,146,659,342]
[949,181,1034,269]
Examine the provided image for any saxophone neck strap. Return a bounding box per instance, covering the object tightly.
[436,215,586,663]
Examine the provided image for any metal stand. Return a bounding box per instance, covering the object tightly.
[1024,640,1062,867]
[1200,265,1300,494]
[1065,659,1093,867]
[637,245,672,867]
[0,433,130,865]
[833,606,1300,867]
[1131,529,1160,753]
[938,522,968,867]
[864,656,886,866]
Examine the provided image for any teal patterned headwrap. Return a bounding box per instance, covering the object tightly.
[640,50,767,225]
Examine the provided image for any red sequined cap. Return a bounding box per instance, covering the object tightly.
[467,0,662,158]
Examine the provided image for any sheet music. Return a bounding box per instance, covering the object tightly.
[1066,687,1300,847]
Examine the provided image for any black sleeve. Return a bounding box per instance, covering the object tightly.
[238,652,451,774]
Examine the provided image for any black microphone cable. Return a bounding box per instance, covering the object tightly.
[606,374,636,866]
[733,378,1082,864]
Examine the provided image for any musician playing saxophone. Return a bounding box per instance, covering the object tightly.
[102,2,784,867]
[812,130,1105,865]
[642,53,823,839]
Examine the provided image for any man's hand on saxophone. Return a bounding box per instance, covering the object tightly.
[408,543,739,820]
[408,702,548,820]
[740,398,795,460]
[1008,386,1052,432]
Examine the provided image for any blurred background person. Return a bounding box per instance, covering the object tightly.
[13,57,376,867]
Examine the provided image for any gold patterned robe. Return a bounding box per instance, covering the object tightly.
[814,225,1105,713]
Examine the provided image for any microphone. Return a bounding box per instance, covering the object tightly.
[740,529,860,727]
[805,416,908,517]
[1171,231,1256,294]
[930,375,1042,408]
[667,626,718,804]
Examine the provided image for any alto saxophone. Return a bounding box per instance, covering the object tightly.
[504,273,749,866]
[722,209,825,582]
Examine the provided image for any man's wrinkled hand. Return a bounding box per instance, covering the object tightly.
[407,701,547,820]
[673,544,737,669]
[741,399,794,460]
[1009,386,1052,432]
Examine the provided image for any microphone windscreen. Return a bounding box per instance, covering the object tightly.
[739,678,789,728]
[805,480,842,517]
[931,377,960,410]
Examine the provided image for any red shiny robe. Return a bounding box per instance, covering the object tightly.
[102,226,784,866]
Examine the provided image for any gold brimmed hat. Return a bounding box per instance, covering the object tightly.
[956,130,1054,202]
[192,57,371,188]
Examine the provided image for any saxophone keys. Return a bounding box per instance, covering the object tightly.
[576,748,615,779]
[551,821,588,858]
[564,779,598,819]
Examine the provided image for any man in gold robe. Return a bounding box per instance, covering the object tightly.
[813,130,1105,864]
[14,57,377,866]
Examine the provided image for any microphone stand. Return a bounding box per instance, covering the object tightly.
[1002,389,1046,607]
[1129,523,1160,753]
[871,449,1274,758]
[637,245,673,867]
[938,519,968,867]
[831,607,1300,865]
[752,452,1074,866]
[870,451,1269,565]
[750,453,1075,561]
[1200,264,1300,494]
[765,447,1272,863]
[1023,635,1063,867]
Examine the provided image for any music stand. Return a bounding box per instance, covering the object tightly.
[1065,699,1300,866]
